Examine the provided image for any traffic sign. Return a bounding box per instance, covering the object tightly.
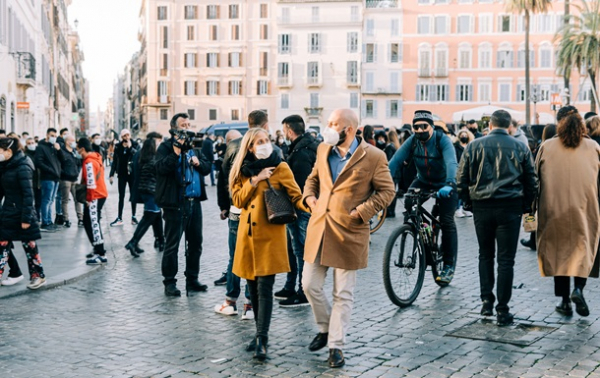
[551,93,561,106]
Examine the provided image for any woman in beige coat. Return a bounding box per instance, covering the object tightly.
[536,106,600,317]
[229,128,308,360]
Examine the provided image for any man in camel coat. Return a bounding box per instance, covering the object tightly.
[302,109,395,368]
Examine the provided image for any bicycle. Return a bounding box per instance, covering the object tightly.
[369,208,387,234]
[382,188,447,307]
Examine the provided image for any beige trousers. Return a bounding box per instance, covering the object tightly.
[302,253,357,350]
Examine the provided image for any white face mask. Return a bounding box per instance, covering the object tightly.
[48,137,57,144]
[70,142,77,149]
[254,143,273,160]
[20,139,26,146]
[94,139,102,146]
[0,153,5,162]
[321,127,340,146]
[27,144,36,151]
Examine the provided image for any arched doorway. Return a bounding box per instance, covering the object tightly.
[10,102,15,132]
[0,96,5,131]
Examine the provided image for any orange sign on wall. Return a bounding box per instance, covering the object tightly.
[551,93,561,106]
[16,102,30,109]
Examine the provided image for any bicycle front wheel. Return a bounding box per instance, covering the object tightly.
[383,224,426,307]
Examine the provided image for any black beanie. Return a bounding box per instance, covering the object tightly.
[413,110,434,127]
[585,112,598,120]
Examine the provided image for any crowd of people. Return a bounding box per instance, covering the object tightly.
[0,106,599,367]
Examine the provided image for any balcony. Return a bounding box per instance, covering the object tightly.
[366,0,398,8]
[143,95,171,108]
[306,76,322,88]
[363,86,402,95]
[435,68,448,77]
[12,52,36,88]
[347,77,360,87]
[304,107,323,118]
[259,68,268,77]
[278,76,292,88]
[418,68,432,78]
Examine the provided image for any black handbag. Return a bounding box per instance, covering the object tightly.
[75,184,87,204]
[263,179,297,224]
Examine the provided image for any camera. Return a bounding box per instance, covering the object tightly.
[169,129,201,151]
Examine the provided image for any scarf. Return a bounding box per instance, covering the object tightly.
[241,150,281,178]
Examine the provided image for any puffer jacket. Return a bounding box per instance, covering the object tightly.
[286,132,319,191]
[0,151,41,241]
[60,147,81,182]
[456,128,538,211]
[138,158,157,195]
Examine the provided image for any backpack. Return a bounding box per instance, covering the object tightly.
[398,131,444,192]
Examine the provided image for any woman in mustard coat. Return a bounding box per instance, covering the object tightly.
[229,128,308,360]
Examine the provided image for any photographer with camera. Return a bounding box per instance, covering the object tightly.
[109,129,139,227]
[155,113,212,297]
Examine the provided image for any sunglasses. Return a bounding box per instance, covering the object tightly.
[412,124,430,131]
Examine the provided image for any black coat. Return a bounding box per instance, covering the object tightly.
[201,138,215,163]
[287,133,318,191]
[110,140,139,177]
[384,144,397,162]
[34,140,62,181]
[0,151,41,241]
[60,147,81,182]
[154,138,211,210]
[24,149,40,190]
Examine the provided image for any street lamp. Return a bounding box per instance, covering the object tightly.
[74,19,79,30]
[530,88,539,125]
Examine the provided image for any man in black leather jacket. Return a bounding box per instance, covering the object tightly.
[456,110,538,327]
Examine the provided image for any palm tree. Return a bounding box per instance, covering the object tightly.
[555,0,600,112]
[506,0,552,126]
[564,0,570,104]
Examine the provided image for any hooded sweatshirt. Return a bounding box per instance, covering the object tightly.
[82,152,108,201]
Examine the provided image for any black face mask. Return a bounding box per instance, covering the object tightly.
[337,128,348,146]
[469,127,478,133]
[459,137,469,144]
[415,132,430,142]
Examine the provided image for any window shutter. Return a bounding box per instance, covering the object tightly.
[416,85,420,101]
[217,53,220,67]
[508,51,514,68]
[398,43,403,62]
[388,44,391,63]
[516,84,521,101]
[468,85,473,101]
[216,82,220,95]
[456,85,460,101]
[445,85,450,101]
[361,100,367,117]
[228,81,232,95]
[373,101,378,119]
[496,51,502,68]
[386,100,391,118]
[240,81,243,95]
[373,44,378,63]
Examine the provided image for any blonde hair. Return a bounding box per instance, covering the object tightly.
[229,128,269,191]
[387,129,400,150]
[586,116,600,137]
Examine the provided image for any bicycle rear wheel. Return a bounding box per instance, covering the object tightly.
[370,208,387,234]
[383,224,426,307]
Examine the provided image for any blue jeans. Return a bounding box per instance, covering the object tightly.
[40,180,59,225]
[226,218,250,301]
[284,210,311,295]
[142,193,160,213]
[55,187,62,216]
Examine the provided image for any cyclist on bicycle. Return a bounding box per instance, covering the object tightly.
[389,110,458,284]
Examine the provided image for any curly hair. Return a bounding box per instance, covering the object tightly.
[556,106,584,148]
[586,116,600,138]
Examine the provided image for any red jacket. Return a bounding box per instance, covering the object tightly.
[82,152,108,201]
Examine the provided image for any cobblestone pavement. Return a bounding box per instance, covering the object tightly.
[2,183,600,378]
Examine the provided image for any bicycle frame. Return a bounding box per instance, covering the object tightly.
[404,191,442,267]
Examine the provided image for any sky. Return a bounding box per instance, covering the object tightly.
[68,0,141,112]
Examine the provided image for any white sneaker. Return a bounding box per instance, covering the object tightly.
[455,209,466,218]
[214,300,237,316]
[463,210,473,217]
[27,277,46,290]
[1,275,24,286]
[241,303,254,320]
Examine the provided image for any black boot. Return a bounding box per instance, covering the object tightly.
[253,336,268,360]
[125,241,140,258]
[555,300,573,316]
[164,283,181,297]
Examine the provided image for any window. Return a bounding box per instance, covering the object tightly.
[257,80,269,95]
[434,15,447,34]
[231,25,240,40]
[418,16,431,34]
[390,71,400,93]
[537,14,554,33]
[365,71,374,92]
[281,7,290,24]
[158,81,168,97]
[456,84,473,101]
[310,93,319,108]
[497,48,514,68]
[478,44,491,68]
[259,52,268,76]
[419,49,431,76]
[351,6,359,22]
[281,94,289,109]
[157,6,167,20]
[517,49,535,68]
[347,32,358,53]
[184,80,197,96]
[279,34,291,54]
[160,109,168,120]
[162,26,168,48]
[478,82,491,102]
[365,43,377,63]
[350,93,359,109]
[479,14,492,34]
[499,83,511,102]
[229,81,242,95]
[347,61,358,84]
[307,62,319,84]
[457,15,472,34]
[228,52,241,67]
[209,109,217,120]
[187,26,195,40]
[162,54,168,71]
[387,100,400,118]
[260,3,268,18]
[366,19,375,36]
[540,48,552,68]
[431,85,449,101]
[229,4,239,19]
[207,53,219,68]
[309,33,321,53]
[458,47,471,69]
[391,19,399,37]
[188,109,196,121]
[499,15,512,32]
[207,80,220,96]
[209,25,218,40]
[207,5,219,19]
[435,48,448,76]
[231,109,240,121]
[416,85,430,101]
[278,62,289,84]
[364,100,376,118]
[312,6,319,23]
[184,53,197,68]
[579,85,592,102]
[185,5,198,20]
[539,84,551,101]
[390,43,401,63]
[260,24,268,40]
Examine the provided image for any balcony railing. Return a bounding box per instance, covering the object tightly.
[304,107,323,118]
[278,76,291,87]
[306,76,321,87]
[12,52,36,87]
[366,0,398,8]
[259,68,268,76]
[435,68,448,77]
[418,68,431,77]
